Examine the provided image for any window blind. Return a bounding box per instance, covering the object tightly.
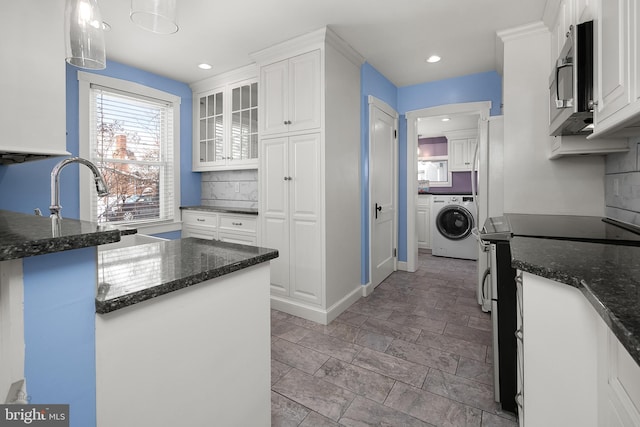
[89,84,175,224]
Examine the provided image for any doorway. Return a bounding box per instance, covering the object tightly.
[368,96,398,290]
[405,102,491,272]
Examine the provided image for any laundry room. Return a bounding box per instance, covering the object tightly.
[414,105,484,262]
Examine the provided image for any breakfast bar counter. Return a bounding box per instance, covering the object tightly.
[96,237,277,313]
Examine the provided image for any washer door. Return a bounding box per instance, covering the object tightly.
[435,205,474,240]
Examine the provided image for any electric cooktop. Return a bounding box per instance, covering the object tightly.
[481,214,640,246]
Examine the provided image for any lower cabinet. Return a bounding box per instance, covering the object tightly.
[181,210,258,244]
[260,133,322,306]
[519,271,640,427]
[417,195,431,249]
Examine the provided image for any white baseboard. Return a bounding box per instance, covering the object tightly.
[397,261,409,271]
[361,281,374,297]
[271,286,362,325]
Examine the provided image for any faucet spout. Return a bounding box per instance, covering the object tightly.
[50,157,109,219]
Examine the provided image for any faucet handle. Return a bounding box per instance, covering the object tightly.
[34,208,42,216]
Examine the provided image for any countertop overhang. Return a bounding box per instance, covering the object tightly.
[96,238,278,314]
[511,236,640,365]
[0,209,135,261]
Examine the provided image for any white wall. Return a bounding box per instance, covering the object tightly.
[500,23,605,216]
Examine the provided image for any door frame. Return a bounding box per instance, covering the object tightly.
[367,95,399,294]
[405,101,491,272]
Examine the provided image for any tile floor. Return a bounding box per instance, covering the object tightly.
[270,251,518,427]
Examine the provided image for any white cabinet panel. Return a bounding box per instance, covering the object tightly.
[449,138,477,171]
[0,0,68,159]
[261,133,321,305]
[260,50,321,136]
[596,0,630,123]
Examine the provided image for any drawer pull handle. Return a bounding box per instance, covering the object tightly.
[232,222,243,226]
[196,218,205,222]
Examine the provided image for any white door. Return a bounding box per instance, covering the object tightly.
[369,99,397,288]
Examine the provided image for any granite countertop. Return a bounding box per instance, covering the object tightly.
[181,205,258,215]
[510,236,640,365]
[0,209,135,261]
[96,237,278,314]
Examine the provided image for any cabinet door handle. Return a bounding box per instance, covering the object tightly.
[283,120,292,125]
[196,218,205,222]
[283,176,292,181]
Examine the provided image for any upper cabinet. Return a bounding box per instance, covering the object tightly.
[591,0,640,137]
[190,65,259,171]
[447,130,478,172]
[260,50,321,136]
[0,0,70,163]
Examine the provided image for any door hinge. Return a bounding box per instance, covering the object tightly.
[393,248,397,257]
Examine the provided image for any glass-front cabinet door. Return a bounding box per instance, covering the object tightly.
[198,90,224,165]
[230,82,258,163]
[193,78,259,171]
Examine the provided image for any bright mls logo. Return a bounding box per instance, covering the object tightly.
[0,405,69,426]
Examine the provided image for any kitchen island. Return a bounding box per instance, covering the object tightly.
[510,237,640,426]
[0,209,277,427]
[96,238,277,426]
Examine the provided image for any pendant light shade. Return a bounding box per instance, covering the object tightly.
[64,0,106,69]
[130,0,178,34]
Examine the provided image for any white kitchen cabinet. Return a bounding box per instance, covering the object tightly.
[0,0,70,162]
[191,65,259,171]
[181,210,218,239]
[259,50,321,136]
[254,27,363,324]
[182,209,258,244]
[218,214,258,246]
[447,130,477,172]
[417,195,431,249]
[591,0,640,137]
[261,134,322,304]
[597,323,640,427]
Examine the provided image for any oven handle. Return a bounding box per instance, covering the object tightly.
[481,268,491,301]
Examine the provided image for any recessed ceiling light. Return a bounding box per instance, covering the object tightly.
[441,117,450,122]
[198,63,212,70]
[426,55,441,63]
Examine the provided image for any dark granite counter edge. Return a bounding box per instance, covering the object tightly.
[95,250,278,314]
[1,230,122,262]
[180,205,258,216]
[512,258,640,366]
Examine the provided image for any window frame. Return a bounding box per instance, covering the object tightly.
[78,71,181,235]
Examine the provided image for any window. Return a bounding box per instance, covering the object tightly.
[78,72,180,232]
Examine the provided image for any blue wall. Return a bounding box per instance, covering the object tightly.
[0,60,200,217]
[360,68,501,284]
[23,248,97,427]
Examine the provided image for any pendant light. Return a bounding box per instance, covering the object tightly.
[64,0,106,69]
[130,0,178,34]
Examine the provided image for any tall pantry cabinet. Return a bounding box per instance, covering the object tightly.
[252,27,364,325]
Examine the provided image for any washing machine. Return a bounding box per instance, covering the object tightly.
[430,195,478,260]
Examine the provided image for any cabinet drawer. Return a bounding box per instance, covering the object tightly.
[182,210,218,227]
[219,215,257,234]
[218,232,257,246]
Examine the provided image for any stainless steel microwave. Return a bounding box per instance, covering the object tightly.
[549,20,594,136]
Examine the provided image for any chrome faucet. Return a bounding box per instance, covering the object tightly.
[50,157,109,219]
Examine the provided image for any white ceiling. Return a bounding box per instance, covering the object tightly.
[99,0,549,87]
